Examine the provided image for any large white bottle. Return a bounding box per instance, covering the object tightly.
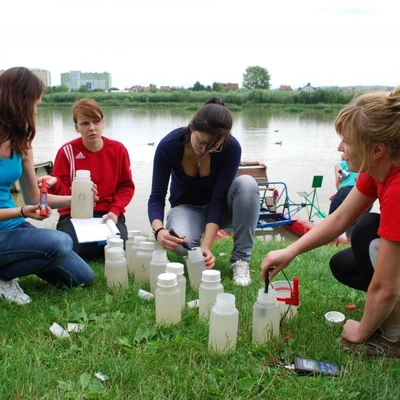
[165,262,186,310]
[128,235,148,276]
[186,247,206,291]
[199,270,224,320]
[155,272,181,325]
[104,237,125,261]
[208,293,239,353]
[252,288,280,344]
[134,241,154,284]
[149,250,170,294]
[104,247,129,289]
[71,169,94,219]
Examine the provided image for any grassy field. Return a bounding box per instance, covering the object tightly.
[1,238,399,399]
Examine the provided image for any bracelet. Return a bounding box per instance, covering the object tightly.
[20,206,27,218]
[154,227,167,241]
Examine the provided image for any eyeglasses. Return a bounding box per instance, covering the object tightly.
[192,132,224,153]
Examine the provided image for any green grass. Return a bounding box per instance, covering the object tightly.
[1,238,399,399]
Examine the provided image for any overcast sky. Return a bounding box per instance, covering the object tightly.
[1,0,399,89]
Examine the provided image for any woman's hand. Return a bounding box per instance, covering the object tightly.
[201,247,215,269]
[37,175,57,188]
[342,319,366,343]
[156,229,187,250]
[21,204,51,220]
[260,248,294,280]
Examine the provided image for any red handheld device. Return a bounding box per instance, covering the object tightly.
[39,178,48,216]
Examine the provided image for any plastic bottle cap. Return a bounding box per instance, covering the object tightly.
[75,169,91,179]
[108,237,124,247]
[325,311,345,326]
[215,292,235,309]
[139,241,154,250]
[201,269,221,282]
[107,247,125,260]
[166,262,184,275]
[128,230,142,239]
[157,272,178,288]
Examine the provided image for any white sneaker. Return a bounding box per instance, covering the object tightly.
[231,260,251,287]
[0,279,32,305]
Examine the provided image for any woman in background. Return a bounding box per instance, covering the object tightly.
[0,67,94,305]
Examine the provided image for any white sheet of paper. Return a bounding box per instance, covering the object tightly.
[71,218,120,243]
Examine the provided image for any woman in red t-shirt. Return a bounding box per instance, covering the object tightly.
[261,86,400,357]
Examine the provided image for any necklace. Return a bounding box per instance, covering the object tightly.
[196,156,202,167]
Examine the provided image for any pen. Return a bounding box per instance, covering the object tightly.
[169,229,192,250]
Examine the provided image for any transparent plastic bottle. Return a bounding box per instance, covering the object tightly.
[199,270,224,320]
[71,169,94,218]
[165,262,186,310]
[155,272,181,325]
[104,247,129,289]
[104,237,125,261]
[208,293,239,353]
[134,241,154,284]
[128,235,148,276]
[149,250,170,294]
[147,231,163,251]
[125,230,142,274]
[186,247,206,291]
[252,288,280,344]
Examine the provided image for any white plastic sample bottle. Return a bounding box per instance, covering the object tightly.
[186,247,206,291]
[199,269,224,320]
[104,247,129,289]
[149,250,170,294]
[208,293,239,353]
[125,230,141,271]
[252,288,280,344]
[71,169,94,218]
[134,241,154,284]
[165,262,186,310]
[128,235,148,276]
[104,237,125,261]
[155,272,181,325]
[147,231,163,251]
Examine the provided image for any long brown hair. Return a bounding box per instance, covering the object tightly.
[0,67,44,155]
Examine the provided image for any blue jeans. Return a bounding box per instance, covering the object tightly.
[166,175,260,262]
[0,222,94,287]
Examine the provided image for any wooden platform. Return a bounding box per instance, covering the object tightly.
[236,162,268,183]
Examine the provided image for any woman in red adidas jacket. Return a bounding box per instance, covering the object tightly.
[45,98,135,261]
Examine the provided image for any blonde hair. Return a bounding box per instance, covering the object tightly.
[334,86,400,171]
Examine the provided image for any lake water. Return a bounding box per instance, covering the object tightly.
[22,106,351,241]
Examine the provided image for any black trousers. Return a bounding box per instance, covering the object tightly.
[57,213,128,261]
[329,213,380,291]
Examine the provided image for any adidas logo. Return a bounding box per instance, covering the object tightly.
[75,152,85,159]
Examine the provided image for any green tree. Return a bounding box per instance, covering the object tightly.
[242,66,271,90]
[191,81,206,91]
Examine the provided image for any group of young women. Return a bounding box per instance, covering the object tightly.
[1,66,400,358]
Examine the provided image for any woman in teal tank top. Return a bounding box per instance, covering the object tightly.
[0,67,94,305]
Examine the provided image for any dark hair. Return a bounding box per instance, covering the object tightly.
[184,97,232,149]
[73,98,104,124]
[0,67,44,155]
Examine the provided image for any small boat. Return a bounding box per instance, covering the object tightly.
[11,160,53,193]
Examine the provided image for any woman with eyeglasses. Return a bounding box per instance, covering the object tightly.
[148,97,260,286]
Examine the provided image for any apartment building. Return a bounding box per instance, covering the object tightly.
[61,71,112,90]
